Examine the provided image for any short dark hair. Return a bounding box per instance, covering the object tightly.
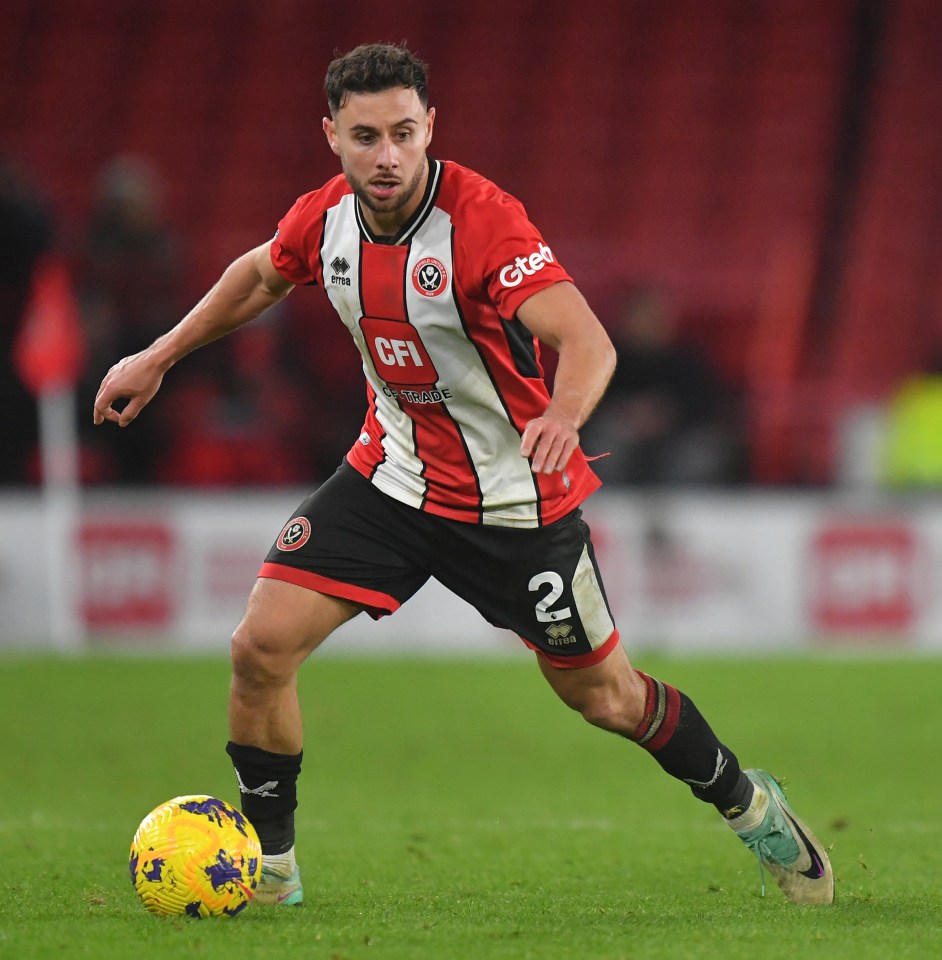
[324,42,429,116]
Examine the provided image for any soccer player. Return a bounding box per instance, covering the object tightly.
[93,43,833,906]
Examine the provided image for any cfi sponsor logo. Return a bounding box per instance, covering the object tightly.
[277,516,311,551]
[498,242,555,287]
[412,257,448,297]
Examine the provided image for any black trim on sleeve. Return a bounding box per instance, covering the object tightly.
[499,317,540,379]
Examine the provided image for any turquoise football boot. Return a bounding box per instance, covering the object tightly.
[728,769,834,904]
[254,863,304,906]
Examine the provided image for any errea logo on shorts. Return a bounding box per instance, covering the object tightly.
[498,242,555,287]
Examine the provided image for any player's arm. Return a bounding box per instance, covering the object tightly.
[516,281,617,474]
[93,242,294,427]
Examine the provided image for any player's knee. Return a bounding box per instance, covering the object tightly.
[230,622,294,689]
[579,689,631,733]
[578,677,647,736]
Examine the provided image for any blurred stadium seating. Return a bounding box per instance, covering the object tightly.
[3,0,942,485]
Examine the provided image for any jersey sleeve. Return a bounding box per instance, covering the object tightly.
[466,187,573,319]
[270,192,323,285]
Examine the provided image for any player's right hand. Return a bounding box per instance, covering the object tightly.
[93,351,166,427]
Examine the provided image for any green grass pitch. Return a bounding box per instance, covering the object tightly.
[1,652,939,959]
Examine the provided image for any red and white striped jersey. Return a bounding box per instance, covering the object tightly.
[270,158,601,528]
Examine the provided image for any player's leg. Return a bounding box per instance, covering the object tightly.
[227,463,434,905]
[226,578,362,906]
[433,508,832,904]
[538,646,833,903]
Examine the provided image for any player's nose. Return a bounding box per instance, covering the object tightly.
[376,137,399,168]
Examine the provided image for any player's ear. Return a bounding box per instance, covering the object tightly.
[323,117,341,156]
[425,106,435,146]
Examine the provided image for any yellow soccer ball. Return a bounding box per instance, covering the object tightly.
[129,795,261,918]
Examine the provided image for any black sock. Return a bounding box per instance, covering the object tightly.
[226,741,302,854]
[630,672,754,816]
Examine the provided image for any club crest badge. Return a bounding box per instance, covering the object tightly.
[277,516,311,551]
[412,257,448,298]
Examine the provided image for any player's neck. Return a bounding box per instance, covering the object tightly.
[359,200,420,238]
[359,207,404,238]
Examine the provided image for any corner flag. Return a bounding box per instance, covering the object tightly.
[13,252,86,395]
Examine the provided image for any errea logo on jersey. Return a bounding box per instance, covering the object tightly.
[329,255,351,286]
[498,242,555,287]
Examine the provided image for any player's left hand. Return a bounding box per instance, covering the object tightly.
[520,414,579,474]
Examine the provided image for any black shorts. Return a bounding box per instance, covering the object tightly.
[259,462,619,668]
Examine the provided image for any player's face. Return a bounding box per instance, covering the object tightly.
[323,87,435,235]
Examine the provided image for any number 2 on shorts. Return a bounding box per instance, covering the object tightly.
[528,571,572,623]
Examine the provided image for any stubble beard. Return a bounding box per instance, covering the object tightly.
[347,157,427,218]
